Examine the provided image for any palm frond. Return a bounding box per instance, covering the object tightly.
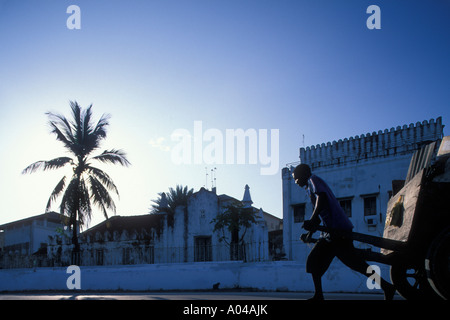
[46,110,76,151]
[167,184,194,208]
[57,175,92,228]
[92,113,110,141]
[86,165,119,197]
[88,175,117,219]
[78,178,92,226]
[149,185,194,215]
[46,176,67,212]
[22,157,73,174]
[80,105,102,156]
[92,149,131,167]
[70,101,83,143]
[82,105,93,137]
[149,192,168,214]
[59,176,79,218]
[47,121,73,150]
[46,111,74,140]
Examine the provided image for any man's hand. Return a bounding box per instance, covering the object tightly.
[300,232,312,243]
[302,219,319,232]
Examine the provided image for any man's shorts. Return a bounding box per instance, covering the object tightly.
[306,237,368,276]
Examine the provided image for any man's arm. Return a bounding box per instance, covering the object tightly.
[303,192,327,231]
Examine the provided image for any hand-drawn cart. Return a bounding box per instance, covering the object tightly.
[303,136,450,300]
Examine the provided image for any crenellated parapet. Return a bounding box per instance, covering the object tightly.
[299,117,444,169]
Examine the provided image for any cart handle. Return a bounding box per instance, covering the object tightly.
[305,225,407,251]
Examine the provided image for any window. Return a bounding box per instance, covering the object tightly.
[292,204,306,223]
[147,246,155,264]
[122,248,131,265]
[363,196,377,216]
[194,236,212,262]
[338,198,353,218]
[95,249,104,265]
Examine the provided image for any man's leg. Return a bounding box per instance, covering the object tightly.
[337,240,396,300]
[306,238,335,300]
[310,273,324,300]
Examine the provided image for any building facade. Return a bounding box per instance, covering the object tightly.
[0,212,75,268]
[47,185,282,266]
[282,118,444,262]
[0,212,72,256]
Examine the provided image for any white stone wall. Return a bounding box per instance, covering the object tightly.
[0,261,390,293]
[300,118,443,169]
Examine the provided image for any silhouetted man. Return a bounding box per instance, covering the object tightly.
[292,164,395,300]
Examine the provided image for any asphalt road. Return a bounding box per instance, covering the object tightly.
[0,291,402,300]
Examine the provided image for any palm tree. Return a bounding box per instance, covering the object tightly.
[211,202,256,260]
[149,185,194,228]
[22,101,130,260]
[150,185,194,216]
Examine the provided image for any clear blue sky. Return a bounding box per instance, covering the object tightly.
[0,0,449,227]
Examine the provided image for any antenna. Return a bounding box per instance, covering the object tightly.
[211,167,217,189]
[205,167,209,189]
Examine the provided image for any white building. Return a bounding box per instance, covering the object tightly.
[282,117,444,262]
[0,212,72,256]
[47,185,282,266]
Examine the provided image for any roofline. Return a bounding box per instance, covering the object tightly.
[260,210,282,222]
[80,214,164,236]
[0,211,68,229]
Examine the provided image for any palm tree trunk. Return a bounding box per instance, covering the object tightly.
[71,172,81,265]
[71,211,80,265]
[71,172,84,265]
[230,229,239,260]
[72,213,79,249]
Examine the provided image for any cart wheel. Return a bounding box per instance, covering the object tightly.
[390,263,440,300]
[426,227,450,300]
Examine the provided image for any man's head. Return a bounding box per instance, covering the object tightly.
[292,164,312,187]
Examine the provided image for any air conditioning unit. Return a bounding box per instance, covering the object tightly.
[364,216,378,226]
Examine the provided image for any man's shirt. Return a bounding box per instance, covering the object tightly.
[306,174,354,231]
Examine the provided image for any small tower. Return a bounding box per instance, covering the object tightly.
[242,184,253,208]
[256,208,265,224]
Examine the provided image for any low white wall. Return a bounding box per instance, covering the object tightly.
[0,261,389,293]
